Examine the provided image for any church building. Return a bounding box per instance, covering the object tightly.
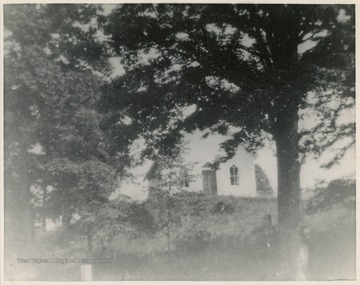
[145,145,258,197]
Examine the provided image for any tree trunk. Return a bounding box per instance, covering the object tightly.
[166,209,171,252]
[4,149,34,280]
[274,108,306,280]
[167,225,171,252]
[87,230,93,258]
[42,187,47,230]
[166,194,171,252]
[5,145,33,255]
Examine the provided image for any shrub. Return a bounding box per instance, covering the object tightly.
[211,201,235,215]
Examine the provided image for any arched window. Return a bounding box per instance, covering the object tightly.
[230,165,239,185]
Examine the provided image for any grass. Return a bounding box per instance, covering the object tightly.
[29,194,355,281]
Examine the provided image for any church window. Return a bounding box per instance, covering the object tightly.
[230,165,239,185]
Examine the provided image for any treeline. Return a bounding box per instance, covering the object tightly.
[4,5,125,279]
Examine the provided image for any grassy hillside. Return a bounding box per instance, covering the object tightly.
[32,184,355,281]
[94,194,280,280]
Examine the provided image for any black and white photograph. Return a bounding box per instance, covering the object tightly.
[2,2,356,282]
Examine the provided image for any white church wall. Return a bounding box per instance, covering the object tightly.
[118,133,260,200]
[185,174,203,193]
[216,146,257,197]
[178,145,257,197]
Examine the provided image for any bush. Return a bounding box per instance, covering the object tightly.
[306,179,355,214]
[126,202,157,235]
[211,201,235,215]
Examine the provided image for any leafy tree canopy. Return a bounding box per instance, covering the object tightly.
[98,4,354,160]
[95,5,354,278]
[4,4,122,257]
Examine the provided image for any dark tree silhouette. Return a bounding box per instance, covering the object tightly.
[98,4,354,279]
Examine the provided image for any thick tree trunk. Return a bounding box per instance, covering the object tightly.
[274,108,306,280]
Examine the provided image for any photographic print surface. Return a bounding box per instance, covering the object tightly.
[3,3,356,281]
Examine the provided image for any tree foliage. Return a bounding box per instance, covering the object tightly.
[306,179,355,214]
[255,165,273,196]
[98,4,354,158]
[145,148,196,251]
[4,4,121,267]
[96,4,354,279]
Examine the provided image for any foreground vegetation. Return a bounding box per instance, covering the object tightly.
[22,179,355,281]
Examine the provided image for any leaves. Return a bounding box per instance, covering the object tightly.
[4,4,121,243]
[306,179,355,214]
[255,165,274,196]
[99,4,354,162]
